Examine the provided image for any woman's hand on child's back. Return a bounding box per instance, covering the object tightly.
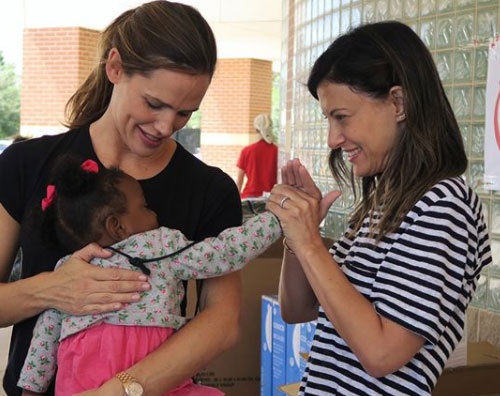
[47,243,150,315]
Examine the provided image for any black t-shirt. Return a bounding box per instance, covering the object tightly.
[0,126,242,395]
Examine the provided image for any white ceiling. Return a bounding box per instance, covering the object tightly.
[23,0,283,64]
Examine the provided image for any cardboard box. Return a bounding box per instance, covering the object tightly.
[278,342,500,396]
[285,323,302,385]
[261,295,276,396]
[264,305,317,396]
[279,382,300,396]
[190,238,285,396]
[272,296,287,395]
[432,342,500,396]
[299,321,316,373]
[278,321,315,396]
[286,320,317,386]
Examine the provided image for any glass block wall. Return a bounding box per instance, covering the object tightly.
[279,0,500,312]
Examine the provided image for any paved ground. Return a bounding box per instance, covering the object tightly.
[0,327,11,396]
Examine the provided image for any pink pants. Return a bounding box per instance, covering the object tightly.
[56,323,223,396]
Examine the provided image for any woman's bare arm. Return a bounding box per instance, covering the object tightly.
[268,161,425,377]
[278,248,319,323]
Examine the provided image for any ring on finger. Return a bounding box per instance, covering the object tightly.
[279,196,291,208]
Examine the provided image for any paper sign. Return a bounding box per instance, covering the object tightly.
[483,35,500,190]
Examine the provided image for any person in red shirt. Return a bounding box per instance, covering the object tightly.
[236,114,278,198]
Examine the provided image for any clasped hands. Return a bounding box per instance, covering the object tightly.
[266,159,341,254]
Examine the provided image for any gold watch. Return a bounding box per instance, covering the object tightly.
[115,371,144,396]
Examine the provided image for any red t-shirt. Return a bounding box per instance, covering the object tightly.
[237,139,278,198]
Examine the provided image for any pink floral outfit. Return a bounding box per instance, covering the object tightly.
[18,212,281,395]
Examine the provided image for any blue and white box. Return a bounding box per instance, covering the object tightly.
[261,295,276,396]
[272,297,287,395]
[286,323,302,384]
[299,320,317,372]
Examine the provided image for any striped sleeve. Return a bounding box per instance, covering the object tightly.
[370,184,473,345]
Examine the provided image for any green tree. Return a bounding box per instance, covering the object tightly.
[0,51,20,138]
[186,108,201,129]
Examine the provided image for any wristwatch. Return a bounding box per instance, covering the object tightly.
[115,371,144,396]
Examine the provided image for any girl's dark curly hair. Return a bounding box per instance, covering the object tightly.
[38,154,128,253]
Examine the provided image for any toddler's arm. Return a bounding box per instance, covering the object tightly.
[167,211,282,279]
[17,308,62,393]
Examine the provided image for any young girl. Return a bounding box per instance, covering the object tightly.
[18,155,281,396]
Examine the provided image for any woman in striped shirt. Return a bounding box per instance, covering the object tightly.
[267,21,491,395]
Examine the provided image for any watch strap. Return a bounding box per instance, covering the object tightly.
[115,371,140,395]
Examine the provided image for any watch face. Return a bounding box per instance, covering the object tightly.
[127,382,144,396]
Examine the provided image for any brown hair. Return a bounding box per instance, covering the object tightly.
[65,0,217,129]
[308,21,467,240]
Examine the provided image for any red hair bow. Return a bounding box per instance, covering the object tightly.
[81,159,99,173]
[41,185,56,211]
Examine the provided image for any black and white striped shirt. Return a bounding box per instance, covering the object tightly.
[299,178,491,396]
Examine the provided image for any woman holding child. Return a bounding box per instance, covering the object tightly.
[0,1,242,395]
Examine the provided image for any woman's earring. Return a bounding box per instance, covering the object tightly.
[396,113,406,122]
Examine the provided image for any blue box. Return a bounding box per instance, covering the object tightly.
[299,320,317,373]
[261,295,276,396]
[272,297,287,395]
[286,323,302,384]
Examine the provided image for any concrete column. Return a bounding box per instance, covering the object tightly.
[200,58,273,180]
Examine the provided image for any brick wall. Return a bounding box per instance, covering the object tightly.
[20,29,273,184]
[201,58,273,180]
[21,27,99,136]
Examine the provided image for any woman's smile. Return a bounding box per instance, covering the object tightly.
[344,147,362,162]
[137,126,164,148]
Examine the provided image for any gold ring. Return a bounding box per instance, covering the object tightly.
[279,196,290,208]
